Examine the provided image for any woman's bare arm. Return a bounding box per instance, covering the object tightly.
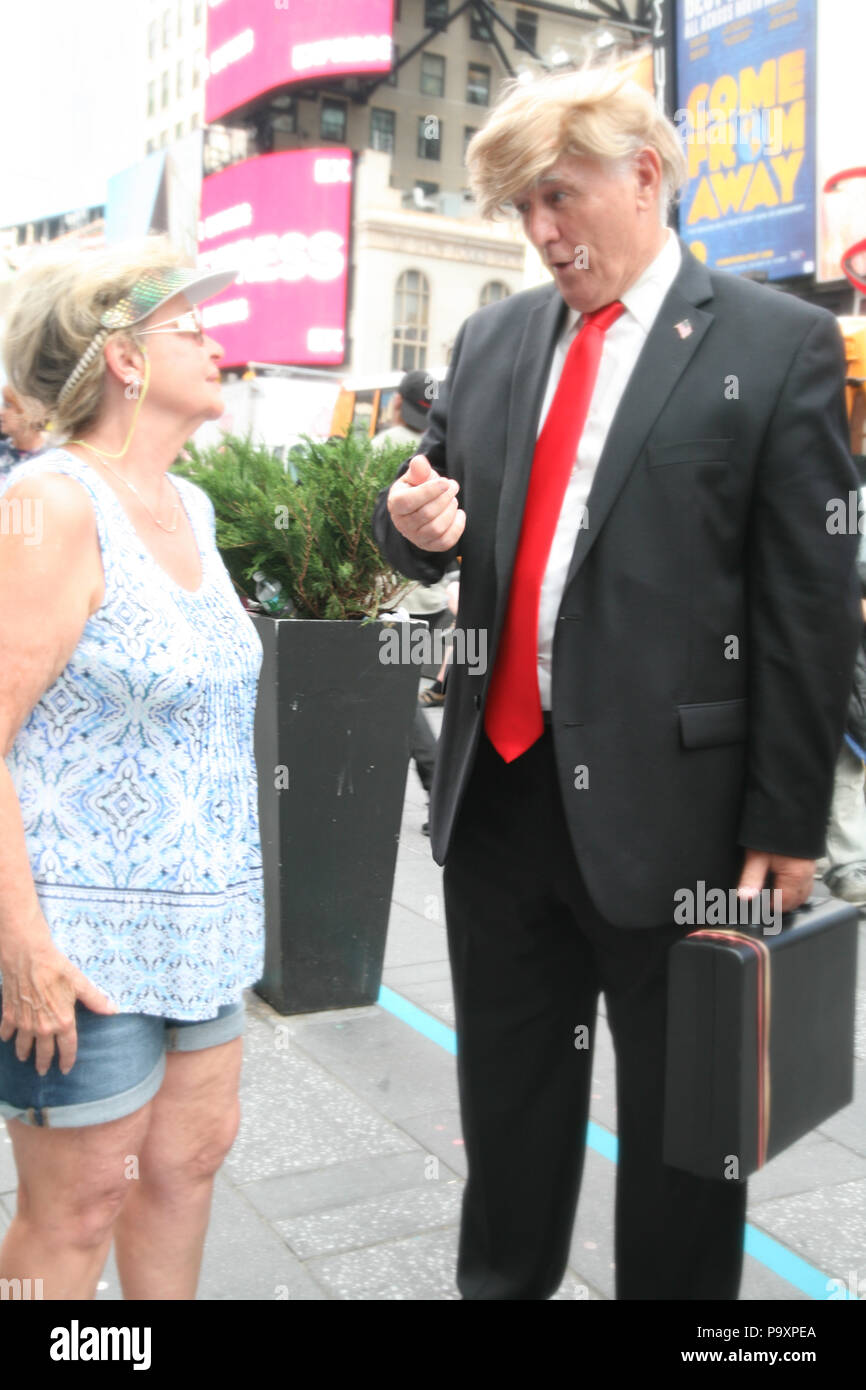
[0,473,116,1074]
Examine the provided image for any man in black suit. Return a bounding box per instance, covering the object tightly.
[372,68,861,1300]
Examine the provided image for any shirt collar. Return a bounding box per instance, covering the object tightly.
[562,229,682,340]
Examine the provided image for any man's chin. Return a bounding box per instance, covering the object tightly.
[550,264,601,312]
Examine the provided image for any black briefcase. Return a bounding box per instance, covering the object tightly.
[663,896,859,1180]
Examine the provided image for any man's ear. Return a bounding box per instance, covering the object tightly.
[634,147,663,210]
[103,333,145,388]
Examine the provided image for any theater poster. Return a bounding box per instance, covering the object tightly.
[676,0,816,280]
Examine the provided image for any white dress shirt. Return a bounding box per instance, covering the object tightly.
[535,230,682,708]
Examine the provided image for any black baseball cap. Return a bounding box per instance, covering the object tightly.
[398,369,438,433]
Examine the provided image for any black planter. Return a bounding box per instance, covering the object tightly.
[251,614,421,1014]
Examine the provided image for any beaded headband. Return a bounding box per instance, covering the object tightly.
[55,265,237,407]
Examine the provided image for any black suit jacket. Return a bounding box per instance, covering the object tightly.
[373,241,861,926]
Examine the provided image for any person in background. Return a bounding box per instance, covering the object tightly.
[376,369,435,448]
[376,374,450,634]
[0,383,46,472]
[0,239,264,1299]
[376,371,451,836]
[822,463,866,904]
[419,577,460,708]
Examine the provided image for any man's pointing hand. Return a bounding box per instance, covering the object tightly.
[387,454,466,552]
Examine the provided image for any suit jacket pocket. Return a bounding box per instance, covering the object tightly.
[678,698,748,749]
[648,438,733,468]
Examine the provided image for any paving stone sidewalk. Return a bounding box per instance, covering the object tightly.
[1,702,864,1300]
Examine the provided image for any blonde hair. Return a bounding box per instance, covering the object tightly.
[466,65,687,220]
[3,236,188,439]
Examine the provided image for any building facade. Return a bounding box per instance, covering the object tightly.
[225,1,644,378]
[144,0,208,155]
[258,0,642,211]
[349,149,526,374]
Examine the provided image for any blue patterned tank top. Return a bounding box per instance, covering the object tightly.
[1,448,264,1019]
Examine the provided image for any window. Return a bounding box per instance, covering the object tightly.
[371,108,396,153]
[469,2,495,41]
[146,137,156,155]
[192,57,201,88]
[147,80,156,117]
[515,8,538,52]
[162,8,171,47]
[148,21,157,61]
[392,270,430,372]
[320,99,347,142]
[424,0,448,25]
[417,115,441,160]
[161,71,170,108]
[272,100,298,134]
[387,44,399,87]
[420,53,445,98]
[480,281,510,306]
[194,1,203,23]
[160,129,169,148]
[463,125,478,157]
[177,1,183,37]
[175,121,184,140]
[467,63,490,105]
[176,60,184,99]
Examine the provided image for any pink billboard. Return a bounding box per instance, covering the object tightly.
[197,149,352,368]
[206,0,394,124]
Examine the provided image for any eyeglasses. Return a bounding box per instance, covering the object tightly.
[137,307,205,344]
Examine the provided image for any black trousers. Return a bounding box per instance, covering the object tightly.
[411,706,438,795]
[443,729,747,1300]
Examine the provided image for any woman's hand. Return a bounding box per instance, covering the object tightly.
[0,914,116,1075]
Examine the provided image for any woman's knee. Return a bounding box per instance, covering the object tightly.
[149,1100,241,1189]
[9,1107,152,1250]
[186,1103,240,1180]
[17,1172,131,1252]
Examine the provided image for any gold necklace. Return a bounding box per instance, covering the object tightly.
[76,443,179,534]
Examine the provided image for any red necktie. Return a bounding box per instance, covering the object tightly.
[484,300,625,762]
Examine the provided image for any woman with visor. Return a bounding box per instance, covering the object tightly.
[0,239,264,1299]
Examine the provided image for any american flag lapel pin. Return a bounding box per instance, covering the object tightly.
[675,318,693,339]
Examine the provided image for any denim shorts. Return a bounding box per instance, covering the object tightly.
[0,997,245,1129]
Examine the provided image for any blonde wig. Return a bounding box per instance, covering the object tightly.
[466,65,688,221]
[3,237,188,440]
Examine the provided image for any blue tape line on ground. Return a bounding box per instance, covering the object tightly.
[377,985,457,1055]
[377,983,843,1300]
[587,1120,618,1162]
[744,1225,847,1300]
